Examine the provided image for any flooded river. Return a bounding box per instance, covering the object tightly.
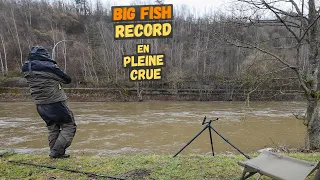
[0,101,307,156]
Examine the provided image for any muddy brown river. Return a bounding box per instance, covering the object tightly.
[0,101,307,156]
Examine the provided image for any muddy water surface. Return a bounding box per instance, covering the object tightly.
[0,101,307,156]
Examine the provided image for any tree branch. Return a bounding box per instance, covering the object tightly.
[261,0,300,42]
[239,0,307,20]
[225,38,295,69]
[222,34,311,94]
[287,0,303,16]
[245,18,301,28]
[300,13,320,40]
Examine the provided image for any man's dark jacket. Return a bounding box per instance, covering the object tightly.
[22,46,73,125]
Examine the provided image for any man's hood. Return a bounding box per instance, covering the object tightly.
[28,46,56,64]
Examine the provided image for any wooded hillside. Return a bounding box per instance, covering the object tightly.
[0,0,303,99]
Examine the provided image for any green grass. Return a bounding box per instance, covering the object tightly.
[0,152,319,180]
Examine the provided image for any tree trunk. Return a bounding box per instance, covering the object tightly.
[62,34,67,72]
[306,99,320,149]
[306,0,320,150]
[11,6,23,66]
[136,82,143,101]
[0,34,7,75]
[0,51,4,76]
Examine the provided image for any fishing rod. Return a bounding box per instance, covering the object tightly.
[7,160,127,180]
[52,40,73,72]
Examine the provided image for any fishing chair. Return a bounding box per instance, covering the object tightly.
[238,151,320,180]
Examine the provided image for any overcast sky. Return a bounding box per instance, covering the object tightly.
[57,0,313,18]
[99,0,308,18]
[109,0,232,10]
[106,0,234,15]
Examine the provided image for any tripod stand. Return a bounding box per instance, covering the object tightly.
[173,117,251,159]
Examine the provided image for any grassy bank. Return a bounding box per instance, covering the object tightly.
[1,152,319,179]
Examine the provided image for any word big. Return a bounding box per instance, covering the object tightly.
[112,5,173,21]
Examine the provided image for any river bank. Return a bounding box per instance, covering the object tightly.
[1,151,319,179]
[0,87,304,102]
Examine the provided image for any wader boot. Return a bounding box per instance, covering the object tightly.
[36,101,77,158]
[48,122,76,158]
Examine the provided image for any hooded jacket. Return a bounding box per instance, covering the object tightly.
[22,46,71,104]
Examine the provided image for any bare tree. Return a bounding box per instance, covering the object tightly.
[62,34,68,72]
[11,5,23,67]
[0,33,7,75]
[0,50,4,76]
[226,0,320,149]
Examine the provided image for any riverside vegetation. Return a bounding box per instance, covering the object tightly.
[1,151,320,180]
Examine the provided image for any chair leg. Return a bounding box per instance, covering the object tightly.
[240,170,247,180]
[314,169,320,180]
[256,174,262,180]
[244,172,257,179]
[240,167,257,180]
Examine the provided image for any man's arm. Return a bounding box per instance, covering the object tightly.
[22,60,72,84]
[51,65,71,84]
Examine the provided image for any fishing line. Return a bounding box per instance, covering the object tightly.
[7,160,127,180]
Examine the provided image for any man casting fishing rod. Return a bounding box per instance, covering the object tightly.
[22,46,76,158]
